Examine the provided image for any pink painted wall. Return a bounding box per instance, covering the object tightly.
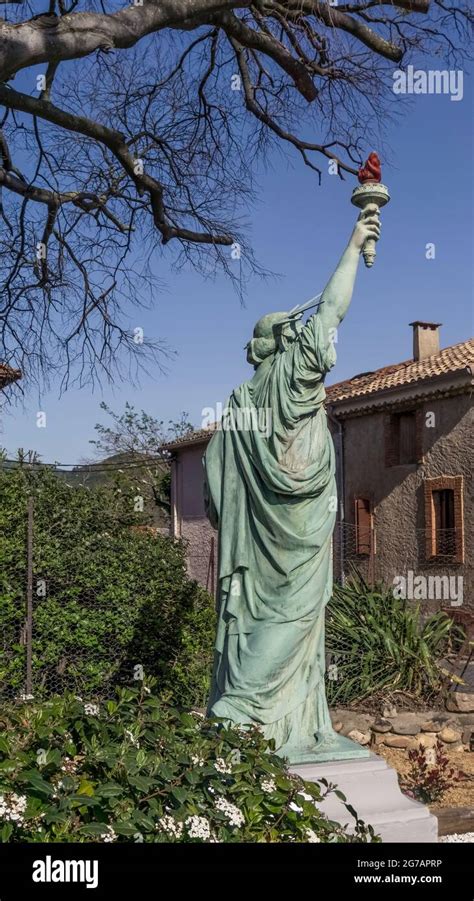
[171,442,217,593]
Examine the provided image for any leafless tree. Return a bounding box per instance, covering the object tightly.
[0,0,471,388]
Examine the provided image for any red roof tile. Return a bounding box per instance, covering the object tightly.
[325,339,473,403]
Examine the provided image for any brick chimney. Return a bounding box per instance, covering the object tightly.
[409,321,442,361]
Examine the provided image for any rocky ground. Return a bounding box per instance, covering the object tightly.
[440,832,474,842]
[329,697,474,838]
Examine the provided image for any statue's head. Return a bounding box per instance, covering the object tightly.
[246,312,303,367]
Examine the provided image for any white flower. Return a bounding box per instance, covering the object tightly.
[124,730,140,748]
[289,801,303,813]
[61,757,79,774]
[214,797,245,828]
[157,815,184,839]
[12,794,27,812]
[84,703,100,716]
[214,758,232,774]
[185,815,211,841]
[102,826,117,843]
[0,793,28,826]
[305,829,321,843]
[297,790,312,801]
[260,778,276,793]
[191,754,205,767]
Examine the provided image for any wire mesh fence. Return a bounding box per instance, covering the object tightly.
[0,470,207,704]
[1,474,467,704]
[180,517,465,600]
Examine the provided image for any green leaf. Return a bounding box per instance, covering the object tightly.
[79,823,110,837]
[0,823,13,843]
[96,782,124,798]
[18,770,54,796]
[77,779,95,797]
[171,787,188,804]
[127,775,153,793]
[113,822,138,837]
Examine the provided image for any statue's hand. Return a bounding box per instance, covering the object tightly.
[349,203,381,252]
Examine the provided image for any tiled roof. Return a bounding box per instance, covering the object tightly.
[164,339,473,450]
[161,422,218,450]
[0,363,21,386]
[325,339,473,404]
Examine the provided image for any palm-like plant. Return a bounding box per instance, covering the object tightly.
[325,573,458,706]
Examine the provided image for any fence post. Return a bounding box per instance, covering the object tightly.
[369,517,376,587]
[26,495,34,697]
[206,535,216,597]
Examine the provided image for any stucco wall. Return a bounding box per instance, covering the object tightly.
[340,394,472,609]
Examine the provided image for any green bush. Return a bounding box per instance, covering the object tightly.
[325,574,458,706]
[0,466,215,707]
[0,682,378,843]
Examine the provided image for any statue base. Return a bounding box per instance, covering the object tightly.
[279,731,370,764]
[290,753,438,843]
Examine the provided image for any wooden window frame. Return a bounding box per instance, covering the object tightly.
[424,475,464,564]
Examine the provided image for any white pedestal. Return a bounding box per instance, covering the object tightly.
[291,753,438,843]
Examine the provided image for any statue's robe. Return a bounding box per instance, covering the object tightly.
[203,313,337,758]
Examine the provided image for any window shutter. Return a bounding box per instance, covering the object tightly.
[355,498,371,556]
[384,415,398,467]
[398,412,416,464]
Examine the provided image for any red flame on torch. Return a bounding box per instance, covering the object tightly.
[358,152,382,184]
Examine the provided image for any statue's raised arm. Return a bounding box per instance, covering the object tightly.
[317,202,380,339]
[204,202,381,767]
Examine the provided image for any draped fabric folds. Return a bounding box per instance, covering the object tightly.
[204,314,337,758]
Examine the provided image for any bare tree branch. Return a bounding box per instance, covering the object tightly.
[0,0,470,388]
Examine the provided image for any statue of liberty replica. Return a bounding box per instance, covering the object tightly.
[204,200,381,764]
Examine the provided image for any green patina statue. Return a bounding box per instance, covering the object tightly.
[204,205,380,764]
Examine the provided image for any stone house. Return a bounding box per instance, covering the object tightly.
[164,323,473,612]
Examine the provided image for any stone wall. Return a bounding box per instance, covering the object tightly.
[331,694,474,755]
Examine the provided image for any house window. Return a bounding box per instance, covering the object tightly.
[433,489,455,556]
[385,408,422,466]
[424,476,464,563]
[355,498,372,556]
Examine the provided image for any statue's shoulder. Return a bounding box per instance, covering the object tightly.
[233,376,254,399]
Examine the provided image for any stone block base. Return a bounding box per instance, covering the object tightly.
[291,753,438,843]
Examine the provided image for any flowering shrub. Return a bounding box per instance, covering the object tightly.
[0,682,379,843]
[400,741,463,805]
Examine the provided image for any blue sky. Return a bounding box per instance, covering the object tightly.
[2,65,473,464]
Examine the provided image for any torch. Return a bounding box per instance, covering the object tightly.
[351,152,390,268]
